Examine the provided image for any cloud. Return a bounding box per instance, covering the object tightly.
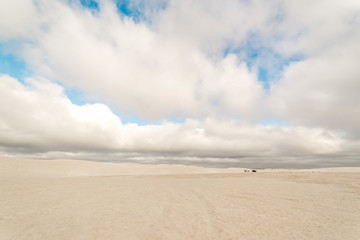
[0,0,39,40]
[0,74,123,151]
[1,74,355,167]
[269,49,360,137]
[267,0,360,136]
[0,0,359,167]
[2,0,358,122]
[1,0,268,120]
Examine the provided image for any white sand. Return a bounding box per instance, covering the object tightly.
[0,156,359,240]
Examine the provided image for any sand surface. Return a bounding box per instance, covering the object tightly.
[1,156,359,240]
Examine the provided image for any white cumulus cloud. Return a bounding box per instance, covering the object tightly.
[0,0,359,167]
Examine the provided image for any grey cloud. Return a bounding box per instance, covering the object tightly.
[0,75,357,168]
[269,46,360,137]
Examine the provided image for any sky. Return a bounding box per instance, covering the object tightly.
[0,0,360,168]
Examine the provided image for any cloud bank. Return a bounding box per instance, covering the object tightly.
[0,0,359,167]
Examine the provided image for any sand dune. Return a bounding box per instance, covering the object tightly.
[0,156,359,240]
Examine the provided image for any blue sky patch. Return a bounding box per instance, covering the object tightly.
[0,44,29,83]
[115,0,167,23]
[62,85,164,125]
[80,0,99,11]
[223,36,303,90]
[116,0,146,23]
[64,87,91,106]
[259,118,288,127]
